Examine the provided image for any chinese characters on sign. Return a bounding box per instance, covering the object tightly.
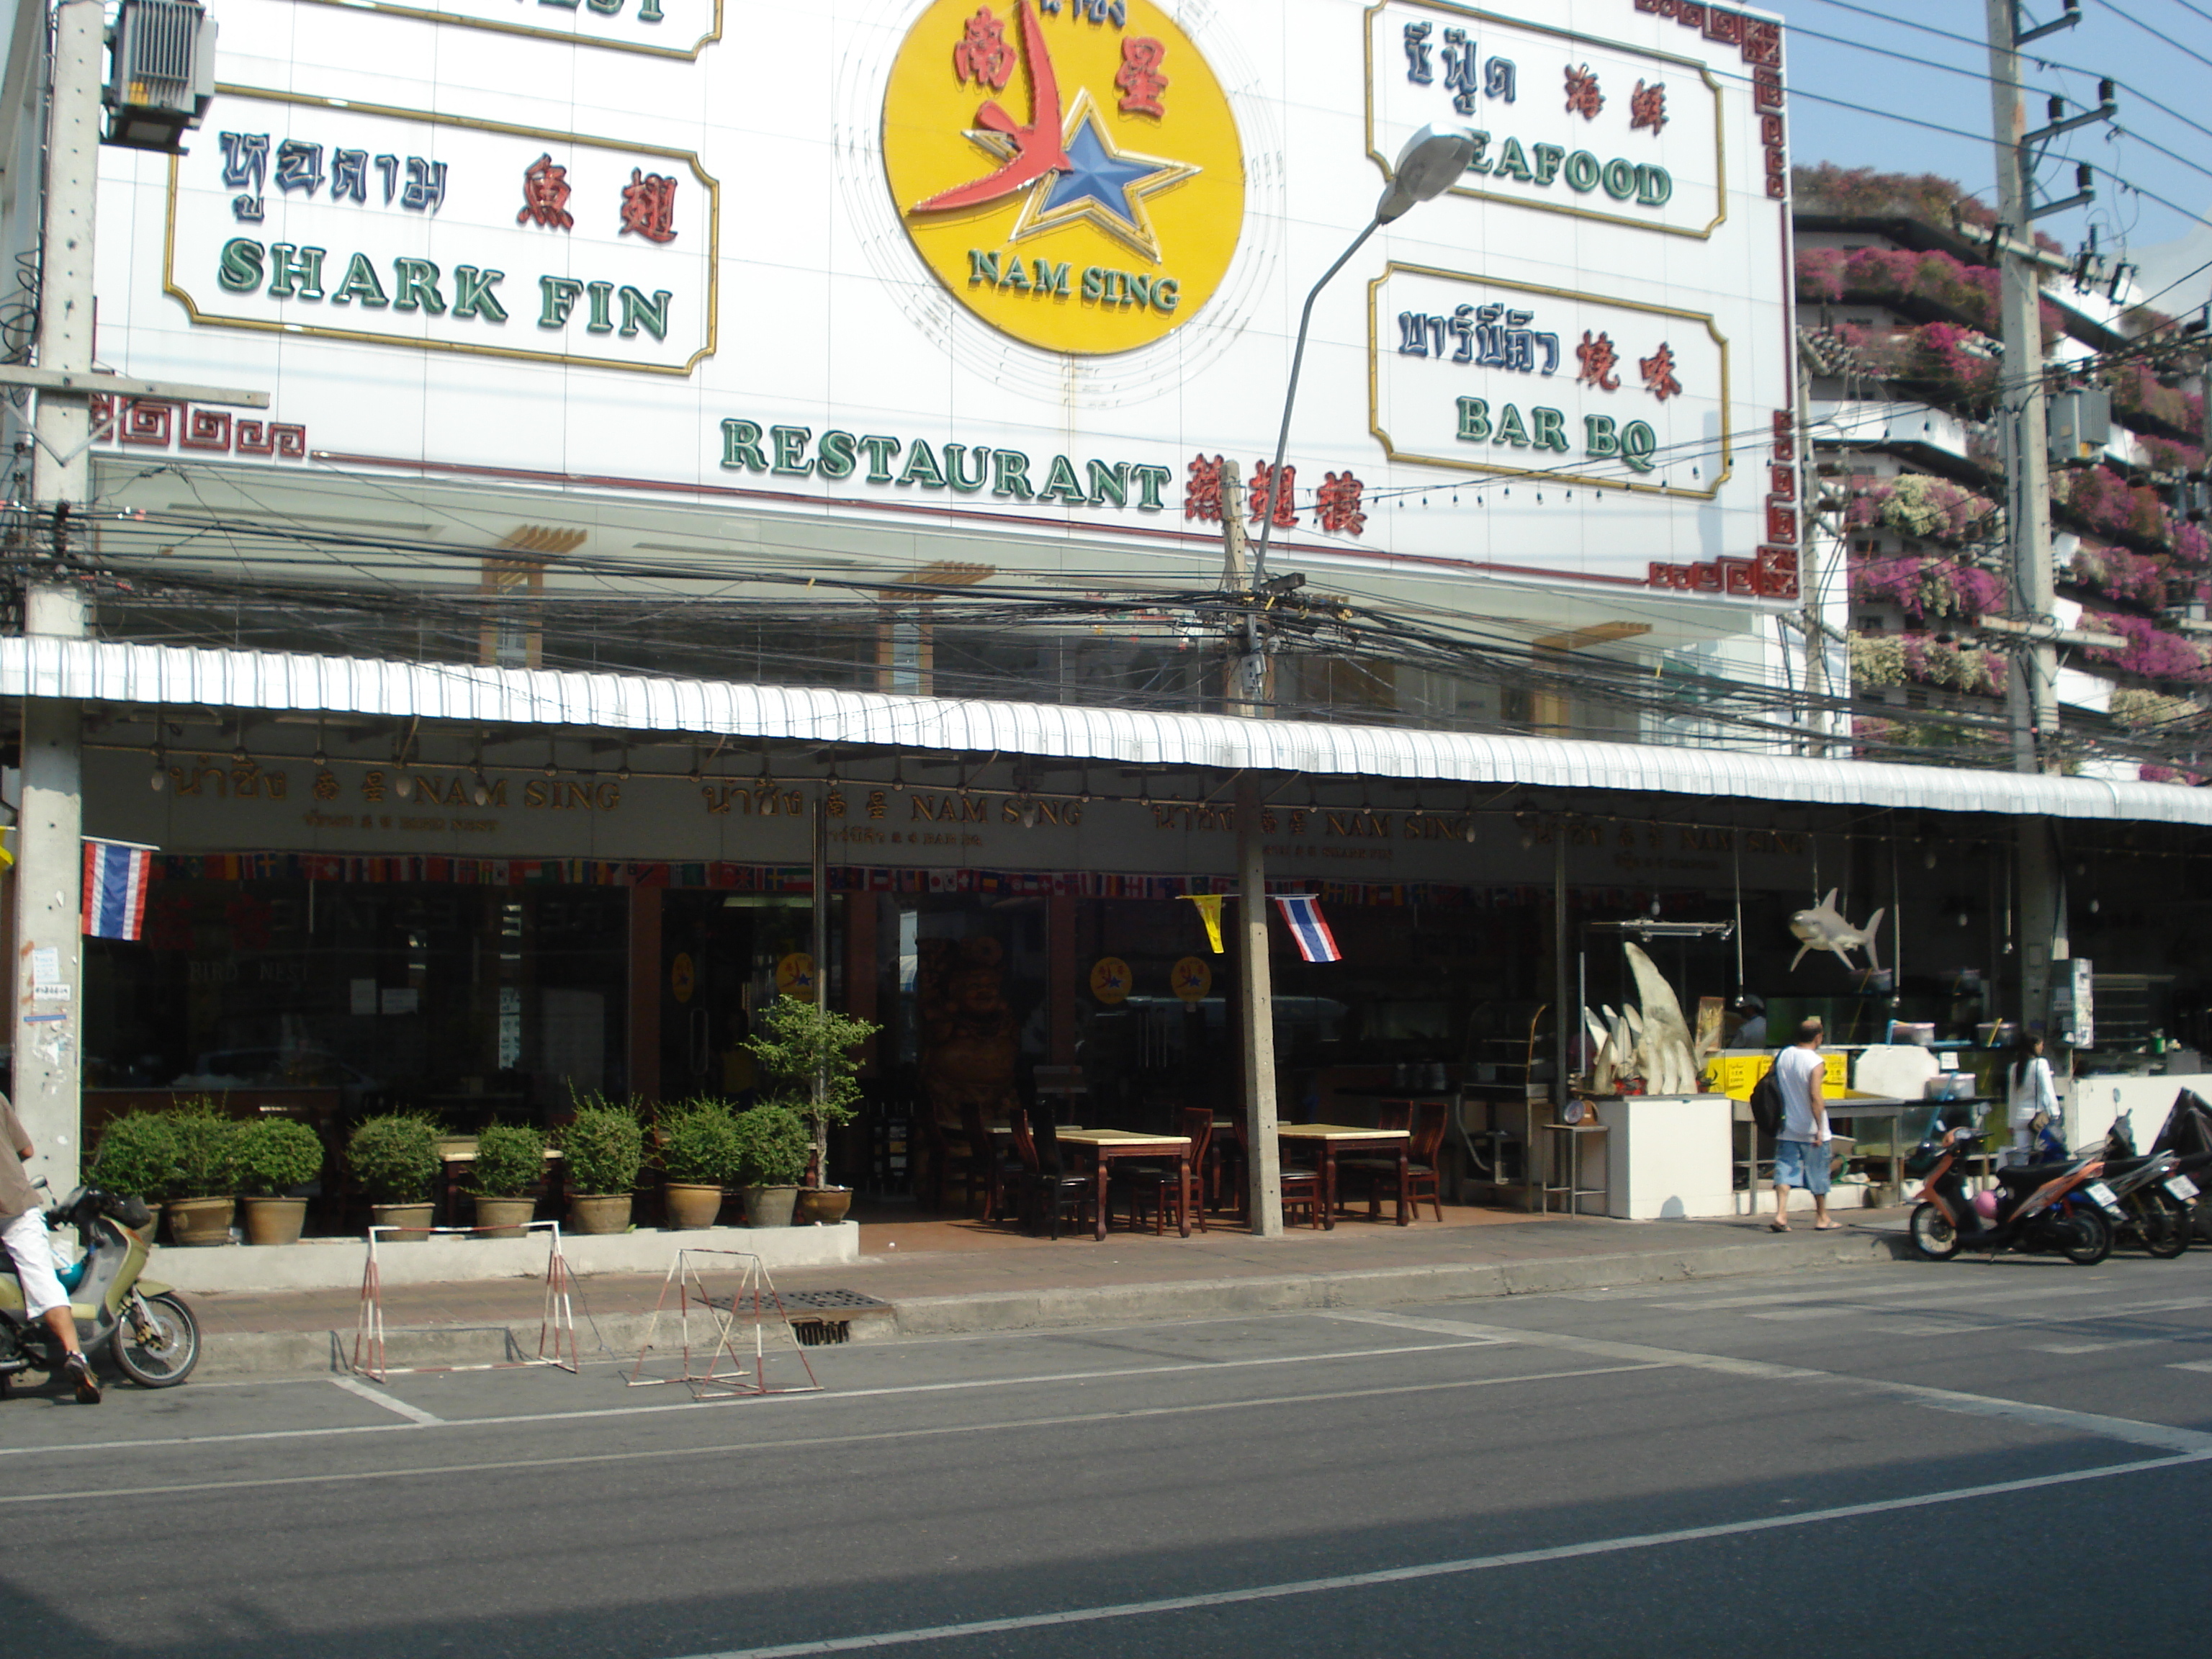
[1115,36,1169,116]
[518,153,575,229]
[619,169,680,242]
[1182,454,1367,538]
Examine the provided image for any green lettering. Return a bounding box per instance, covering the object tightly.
[1584,414,1620,459]
[719,419,767,471]
[1496,403,1530,446]
[968,249,1001,286]
[1085,459,1130,508]
[1529,406,1568,452]
[1002,256,1030,291]
[217,237,266,293]
[390,257,445,314]
[770,425,814,477]
[451,265,506,321]
[585,280,615,333]
[898,439,946,489]
[858,434,902,482]
[1622,421,1658,472]
[1081,266,1106,300]
[1128,274,1153,308]
[1037,454,1085,505]
[537,276,583,328]
[1563,150,1601,192]
[1531,144,1565,186]
[1601,158,1637,200]
[265,243,324,300]
[331,252,389,307]
[1153,277,1179,313]
[1130,463,1172,511]
[618,287,670,340]
[990,448,1035,499]
[1456,396,1491,442]
[943,443,989,493]
[817,430,858,480]
[1495,138,1533,182]
[1636,164,1673,207]
[1465,130,1492,174]
[1033,259,1071,295]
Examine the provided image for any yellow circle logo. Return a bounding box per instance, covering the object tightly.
[1089,956,1133,1004]
[884,0,1244,354]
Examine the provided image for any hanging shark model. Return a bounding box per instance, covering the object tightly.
[1789,889,1885,973]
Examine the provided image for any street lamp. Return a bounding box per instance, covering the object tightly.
[1246,124,1477,602]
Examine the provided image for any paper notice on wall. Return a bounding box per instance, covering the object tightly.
[31,982,71,1002]
[380,988,419,1016]
[350,979,377,1017]
[30,948,58,984]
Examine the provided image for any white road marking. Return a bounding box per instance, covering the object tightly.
[2028,1339,2170,1356]
[0,1338,1505,1460]
[666,1449,2212,1658]
[2168,1359,2212,1372]
[328,1376,443,1425]
[0,1362,1659,1505]
[1318,1310,2212,1453]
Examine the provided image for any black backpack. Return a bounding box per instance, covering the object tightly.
[1748,1065,1787,1138]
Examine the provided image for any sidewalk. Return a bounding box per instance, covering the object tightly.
[181,1199,1914,1377]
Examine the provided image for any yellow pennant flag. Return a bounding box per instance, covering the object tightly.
[1179,893,1226,954]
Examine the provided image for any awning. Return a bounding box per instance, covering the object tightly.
[6,635,2206,827]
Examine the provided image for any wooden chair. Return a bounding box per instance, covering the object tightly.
[913,1102,981,1215]
[1010,1108,1095,1239]
[1114,1106,1212,1234]
[1344,1101,1449,1222]
[961,1102,1024,1225]
[1231,1115,1323,1229]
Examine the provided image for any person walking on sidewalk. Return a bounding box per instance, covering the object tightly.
[1769,1017,1836,1233]
[1,1094,100,1401]
[2005,1031,2060,1166]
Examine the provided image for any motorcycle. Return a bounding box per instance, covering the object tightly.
[0,1184,200,1393]
[2149,1089,2212,1242]
[2098,1116,2195,1259]
[1905,1121,2121,1265]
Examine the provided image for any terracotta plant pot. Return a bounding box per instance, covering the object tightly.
[168,1195,235,1247]
[242,1195,308,1246]
[664,1182,724,1231]
[568,1193,634,1236]
[370,1202,436,1242]
[739,1184,798,1228]
[796,1186,853,1226]
[474,1195,536,1238]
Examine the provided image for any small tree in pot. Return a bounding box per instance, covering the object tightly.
[233,1118,324,1246]
[164,1100,243,1246]
[728,1102,809,1228]
[88,1112,179,1220]
[741,994,878,1224]
[658,1099,742,1230]
[559,1096,644,1234]
[471,1122,546,1238]
[347,1113,444,1241]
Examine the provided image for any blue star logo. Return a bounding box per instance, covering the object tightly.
[1004,89,1197,262]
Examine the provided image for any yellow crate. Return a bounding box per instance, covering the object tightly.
[1704,1051,1848,1100]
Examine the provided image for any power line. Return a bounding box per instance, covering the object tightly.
[2098,0,2212,72]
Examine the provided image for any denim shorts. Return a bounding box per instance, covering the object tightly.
[1773,1137,1831,1195]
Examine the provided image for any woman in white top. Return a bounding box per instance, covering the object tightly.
[2006,1033,2059,1163]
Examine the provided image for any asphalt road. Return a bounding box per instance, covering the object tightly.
[5,1250,2212,1658]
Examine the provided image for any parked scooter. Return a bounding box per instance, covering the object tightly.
[2149,1090,2212,1241]
[0,1184,199,1393]
[1905,1119,2122,1264]
[2099,1115,2194,1259]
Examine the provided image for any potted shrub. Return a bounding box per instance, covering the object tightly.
[657,1098,742,1229]
[471,1122,546,1238]
[164,1099,242,1246]
[347,1113,444,1241]
[89,1111,178,1236]
[742,994,879,1225]
[729,1102,809,1228]
[559,1096,644,1234]
[233,1118,324,1246]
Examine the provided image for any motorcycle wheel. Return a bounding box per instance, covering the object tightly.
[2062,1207,2115,1267]
[2142,1192,2191,1259]
[112,1292,199,1388]
[1910,1202,1962,1262]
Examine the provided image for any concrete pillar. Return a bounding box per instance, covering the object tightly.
[1236,771,1282,1235]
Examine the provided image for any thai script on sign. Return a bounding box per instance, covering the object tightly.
[220,131,445,225]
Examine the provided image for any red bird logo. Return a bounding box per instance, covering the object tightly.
[914,1,1073,212]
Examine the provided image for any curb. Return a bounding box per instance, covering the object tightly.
[195,1225,1910,1380]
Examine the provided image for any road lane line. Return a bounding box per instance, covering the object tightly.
[2028,1339,2170,1355]
[0,1338,1506,1460]
[662,1450,2212,1659]
[1318,1310,2212,1453]
[0,1363,1658,1505]
[328,1376,443,1425]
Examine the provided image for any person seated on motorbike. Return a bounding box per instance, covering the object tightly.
[1,1094,99,1403]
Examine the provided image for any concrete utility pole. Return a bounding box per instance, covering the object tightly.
[12,0,105,1192]
[1221,462,1283,1236]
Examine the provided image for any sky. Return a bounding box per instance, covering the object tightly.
[1771,0,2212,313]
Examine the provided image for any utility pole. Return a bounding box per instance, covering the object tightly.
[1221,462,1282,1236]
[11,0,105,1192]
[1984,0,2108,1043]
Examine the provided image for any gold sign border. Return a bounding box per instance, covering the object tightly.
[1363,1,1727,241]
[1368,261,1730,498]
[289,0,723,61]
[163,85,721,379]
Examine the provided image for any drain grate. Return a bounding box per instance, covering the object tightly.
[777,1289,892,1313]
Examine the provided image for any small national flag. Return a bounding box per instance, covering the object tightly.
[1179,893,1226,953]
[83,839,156,940]
[1272,894,1341,963]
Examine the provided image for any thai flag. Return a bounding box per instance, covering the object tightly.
[83,840,156,940]
[1272,894,1341,963]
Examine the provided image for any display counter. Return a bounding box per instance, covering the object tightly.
[1586,1093,1734,1220]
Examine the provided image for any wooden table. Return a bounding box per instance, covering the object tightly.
[1056,1128,1193,1241]
[1278,1124,1413,1228]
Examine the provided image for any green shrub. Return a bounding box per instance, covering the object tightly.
[659,1098,745,1186]
[347,1113,443,1203]
[742,995,879,1187]
[233,1118,324,1196]
[729,1102,810,1188]
[472,1123,547,1198]
[89,1112,180,1201]
[559,1098,644,1196]
[166,1100,242,1199]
